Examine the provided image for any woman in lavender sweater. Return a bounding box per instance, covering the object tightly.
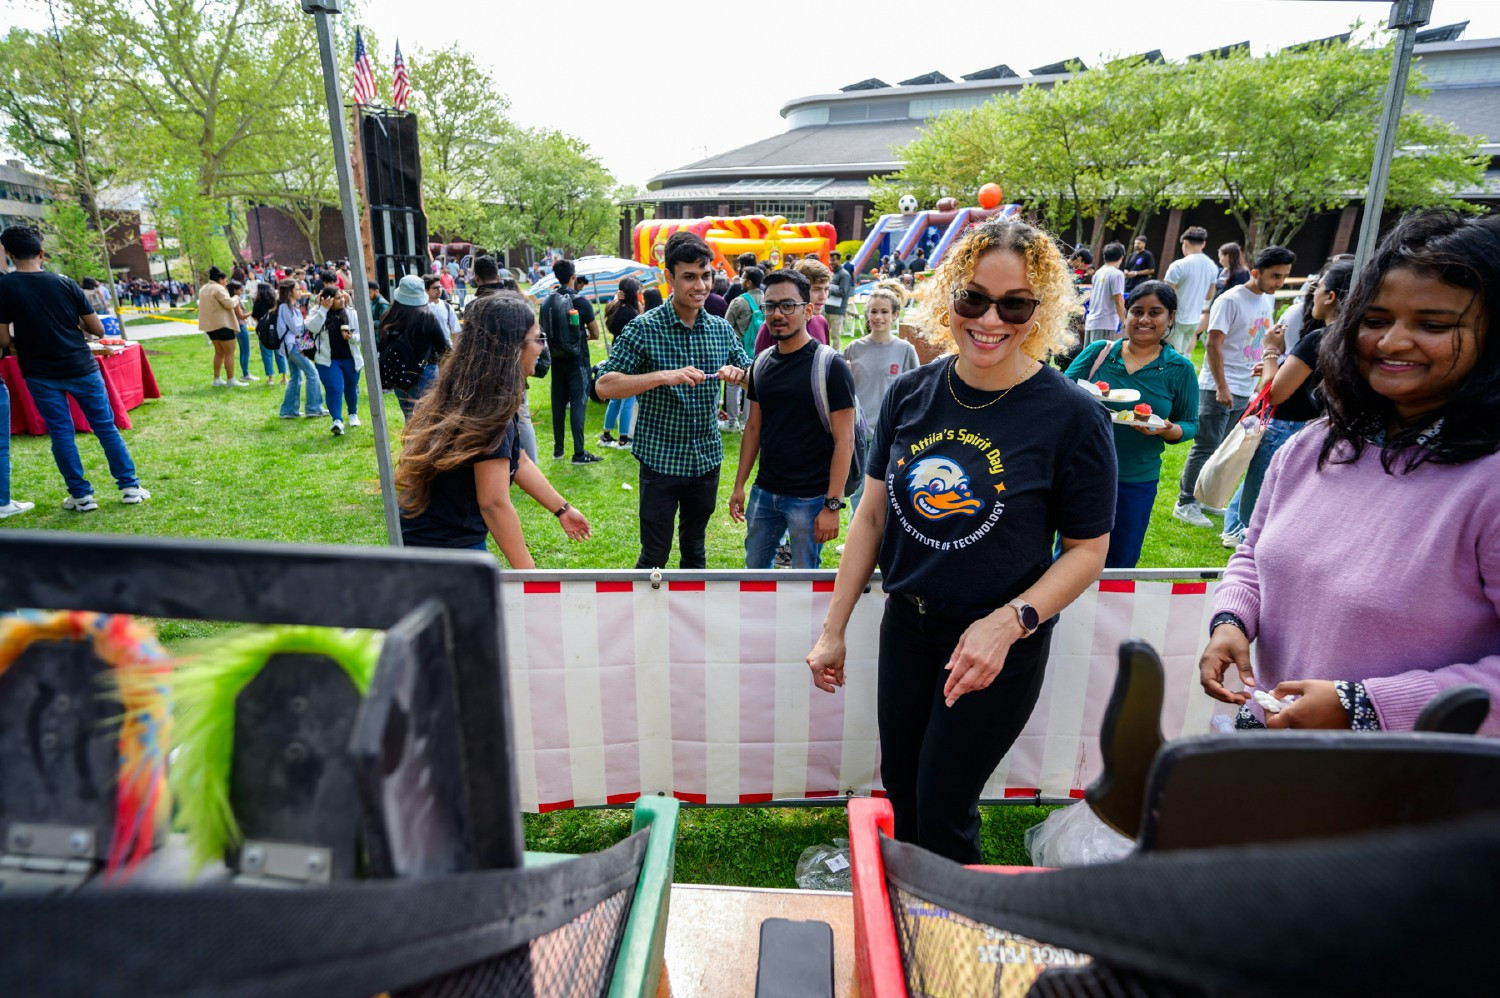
[1200,209,1500,733]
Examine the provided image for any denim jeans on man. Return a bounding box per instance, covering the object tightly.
[280,350,325,417]
[0,380,12,504]
[317,358,360,421]
[1177,390,1249,506]
[26,370,139,498]
[745,485,826,569]
[1224,417,1305,537]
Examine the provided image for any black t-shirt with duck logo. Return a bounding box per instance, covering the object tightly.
[868,358,1117,618]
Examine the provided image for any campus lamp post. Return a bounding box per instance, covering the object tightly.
[301,0,402,547]
[1353,0,1434,278]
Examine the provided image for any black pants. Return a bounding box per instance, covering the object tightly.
[549,358,588,457]
[636,464,718,569]
[877,595,1053,864]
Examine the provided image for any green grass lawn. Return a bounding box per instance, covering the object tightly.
[2,333,1229,881]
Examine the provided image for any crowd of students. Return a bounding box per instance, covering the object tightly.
[3,207,1498,867]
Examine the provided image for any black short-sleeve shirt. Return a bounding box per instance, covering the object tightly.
[868,359,1117,617]
[746,339,856,497]
[1273,327,1326,423]
[400,416,522,549]
[0,271,96,379]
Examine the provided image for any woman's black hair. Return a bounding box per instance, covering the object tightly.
[251,281,277,319]
[1298,260,1356,339]
[208,266,227,282]
[1125,279,1178,315]
[642,287,664,310]
[1218,243,1245,273]
[1318,208,1500,474]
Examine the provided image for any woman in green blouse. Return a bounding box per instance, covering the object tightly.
[1066,280,1199,567]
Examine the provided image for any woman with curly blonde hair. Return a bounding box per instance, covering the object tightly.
[805,217,1116,863]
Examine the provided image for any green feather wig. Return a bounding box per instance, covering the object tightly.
[170,626,383,871]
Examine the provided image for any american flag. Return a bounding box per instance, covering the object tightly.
[392,41,410,112]
[351,29,377,106]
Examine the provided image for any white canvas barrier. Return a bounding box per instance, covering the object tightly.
[501,574,1228,812]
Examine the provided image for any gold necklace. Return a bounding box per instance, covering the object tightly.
[945,356,1034,410]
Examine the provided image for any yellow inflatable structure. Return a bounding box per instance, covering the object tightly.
[632,215,836,275]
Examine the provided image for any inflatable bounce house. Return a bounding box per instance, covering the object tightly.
[631,215,836,274]
[850,183,1021,278]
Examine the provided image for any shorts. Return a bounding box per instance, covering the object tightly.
[205,327,237,341]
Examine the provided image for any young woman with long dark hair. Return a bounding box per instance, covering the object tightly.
[600,276,643,448]
[250,282,287,386]
[398,292,591,564]
[275,279,326,418]
[1202,209,1500,734]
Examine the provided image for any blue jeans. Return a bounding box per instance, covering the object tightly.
[317,358,360,421]
[1225,417,1305,537]
[0,380,11,504]
[393,362,439,420]
[604,396,635,436]
[1107,479,1159,569]
[236,323,252,377]
[280,350,325,417]
[26,370,139,498]
[745,485,825,569]
[260,343,287,378]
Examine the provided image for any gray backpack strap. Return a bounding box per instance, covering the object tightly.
[812,343,833,434]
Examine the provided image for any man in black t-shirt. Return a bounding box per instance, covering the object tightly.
[543,258,603,465]
[729,269,856,569]
[1123,235,1156,293]
[0,225,150,511]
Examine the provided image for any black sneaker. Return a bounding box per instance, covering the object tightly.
[552,450,565,460]
[572,452,604,464]
[599,430,616,448]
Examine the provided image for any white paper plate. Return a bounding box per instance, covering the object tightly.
[1103,388,1141,404]
[1113,410,1166,430]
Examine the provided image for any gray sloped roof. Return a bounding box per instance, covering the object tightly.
[649,119,924,186]
[1414,85,1500,143]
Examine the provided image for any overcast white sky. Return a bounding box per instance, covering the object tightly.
[7,0,1500,188]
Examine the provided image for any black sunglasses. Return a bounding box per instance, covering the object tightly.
[951,289,1042,324]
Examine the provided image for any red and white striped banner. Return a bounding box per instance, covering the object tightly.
[501,577,1229,811]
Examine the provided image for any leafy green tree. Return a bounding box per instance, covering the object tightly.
[80,0,324,274]
[406,42,510,241]
[41,201,112,281]
[1185,32,1484,249]
[0,5,128,278]
[487,128,621,256]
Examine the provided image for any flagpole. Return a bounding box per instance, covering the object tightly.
[302,0,403,548]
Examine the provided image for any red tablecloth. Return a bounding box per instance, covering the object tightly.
[3,344,161,435]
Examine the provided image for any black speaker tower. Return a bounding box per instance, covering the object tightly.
[358,109,429,299]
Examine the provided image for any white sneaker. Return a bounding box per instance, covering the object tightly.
[1220,530,1245,550]
[1172,501,1213,528]
[1200,503,1227,516]
[63,494,99,512]
[243,373,259,381]
[121,486,151,504]
[211,378,226,387]
[231,378,251,387]
[0,499,35,519]
[347,413,361,427]
[331,420,344,436]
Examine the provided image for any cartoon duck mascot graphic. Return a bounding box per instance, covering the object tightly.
[905,456,987,520]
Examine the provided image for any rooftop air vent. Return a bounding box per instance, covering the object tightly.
[840,78,890,92]
[898,71,953,86]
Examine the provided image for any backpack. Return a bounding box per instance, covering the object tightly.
[751,342,870,498]
[739,294,763,357]
[254,309,279,351]
[377,327,425,390]
[541,290,584,361]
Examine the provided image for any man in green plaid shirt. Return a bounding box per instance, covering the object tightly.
[596,232,751,569]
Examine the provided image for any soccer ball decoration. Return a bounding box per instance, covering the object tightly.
[897,194,918,214]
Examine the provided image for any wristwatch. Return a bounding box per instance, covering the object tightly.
[1007,598,1040,638]
[553,501,571,518]
[824,497,846,512]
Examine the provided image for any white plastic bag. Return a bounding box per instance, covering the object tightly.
[1024,802,1134,867]
[1195,411,1266,510]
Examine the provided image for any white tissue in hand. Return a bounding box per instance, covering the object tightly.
[1253,689,1297,714]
